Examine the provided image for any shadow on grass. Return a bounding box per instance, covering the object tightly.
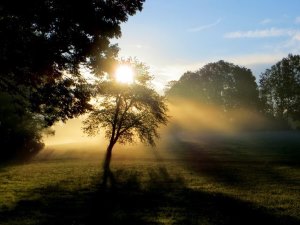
[0,166,299,225]
[164,131,300,188]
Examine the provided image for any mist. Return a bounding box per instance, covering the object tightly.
[162,98,269,135]
[41,117,161,161]
[39,96,273,162]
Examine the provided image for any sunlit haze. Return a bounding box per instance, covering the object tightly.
[40,0,300,148]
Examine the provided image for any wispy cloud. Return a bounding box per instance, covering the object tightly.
[292,33,300,41]
[295,16,300,24]
[187,18,222,32]
[224,28,298,38]
[134,44,150,49]
[227,53,285,66]
[260,18,272,25]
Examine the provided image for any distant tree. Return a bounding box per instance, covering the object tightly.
[165,72,203,101]
[259,54,300,121]
[166,60,259,111]
[83,59,168,186]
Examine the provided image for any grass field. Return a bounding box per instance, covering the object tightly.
[0,131,299,225]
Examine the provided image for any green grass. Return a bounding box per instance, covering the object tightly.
[0,131,299,225]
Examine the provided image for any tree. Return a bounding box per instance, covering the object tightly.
[165,72,203,101]
[0,92,54,161]
[0,0,145,160]
[83,59,168,186]
[0,0,145,125]
[259,54,300,121]
[166,60,259,111]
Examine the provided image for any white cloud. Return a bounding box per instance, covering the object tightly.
[295,16,300,24]
[292,33,300,41]
[280,33,300,52]
[260,18,272,25]
[227,53,285,66]
[187,18,222,32]
[224,28,297,38]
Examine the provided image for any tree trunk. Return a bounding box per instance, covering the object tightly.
[102,142,115,187]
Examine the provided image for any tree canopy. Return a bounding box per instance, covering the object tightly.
[83,59,168,147]
[259,54,300,121]
[0,0,145,125]
[166,60,259,111]
[0,0,145,161]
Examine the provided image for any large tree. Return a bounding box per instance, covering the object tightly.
[259,54,300,121]
[166,60,259,111]
[0,0,145,124]
[83,59,168,186]
[0,0,145,160]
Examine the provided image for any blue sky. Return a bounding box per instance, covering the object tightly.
[116,0,300,92]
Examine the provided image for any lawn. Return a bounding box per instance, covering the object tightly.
[0,131,299,225]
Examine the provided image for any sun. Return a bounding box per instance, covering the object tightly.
[115,65,134,84]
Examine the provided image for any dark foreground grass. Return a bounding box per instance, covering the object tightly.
[0,131,299,225]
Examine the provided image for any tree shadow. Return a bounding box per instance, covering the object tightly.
[0,166,299,225]
[164,132,300,188]
[166,139,247,186]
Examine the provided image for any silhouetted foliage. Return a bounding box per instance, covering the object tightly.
[166,60,260,111]
[0,0,145,161]
[83,59,168,186]
[0,92,54,161]
[259,54,300,124]
[0,0,145,125]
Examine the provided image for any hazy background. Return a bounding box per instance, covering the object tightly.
[43,98,271,159]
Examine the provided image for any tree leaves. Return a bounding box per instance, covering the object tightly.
[259,54,300,121]
[0,0,145,160]
[166,60,259,111]
[0,0,145,124]
[83,60,168,148]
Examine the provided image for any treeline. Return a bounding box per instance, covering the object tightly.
[165,55,300,130]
